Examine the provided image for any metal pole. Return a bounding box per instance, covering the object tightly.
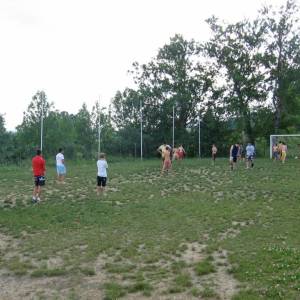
[270,135,272,159]
[40,92,44,152]
[140,99,143,160]
[172,105,175,149]
[98,97,101,155]
[198,116,201,158]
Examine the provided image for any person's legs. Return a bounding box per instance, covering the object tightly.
[232,157,237,170]
[33,179,42,202]
[97,176,101,195]
[282,152,286,163]
[97,177,106,195]
[32,186,37,200]
[32,177,38,201]
[246,156,250,169]
[36,185,42,201]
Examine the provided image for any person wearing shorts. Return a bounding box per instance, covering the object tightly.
[230,143,239,170]
[281,142,287,163]
[32,149,46,203]
[161,146,172,175]
[56,148,66,183]
[245,142,255,169]
[272,144,279,161]
[211,144,217,164]
[97,153,108,195]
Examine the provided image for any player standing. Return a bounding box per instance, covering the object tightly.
[32,149,46,203]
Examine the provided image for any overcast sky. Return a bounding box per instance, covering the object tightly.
[0,0,286,131]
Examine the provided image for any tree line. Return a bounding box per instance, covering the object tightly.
[1,0,300,163]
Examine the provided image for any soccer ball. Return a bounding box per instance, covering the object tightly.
[295,156,298,159]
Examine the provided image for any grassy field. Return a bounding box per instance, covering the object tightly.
[0,158,300,300]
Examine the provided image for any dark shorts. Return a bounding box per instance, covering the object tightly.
[247,155,254,161]
[97,176,107,187]
[34,176,45,186]
[232,156,237,163]
[212,153,217,160]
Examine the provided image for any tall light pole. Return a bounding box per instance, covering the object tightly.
[40,92,44,152]
[140,98,143,160]
[198,115,201,158]
[172,105,175,149]
[98,96,101,156]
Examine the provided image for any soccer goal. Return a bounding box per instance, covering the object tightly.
[269,134,300,159]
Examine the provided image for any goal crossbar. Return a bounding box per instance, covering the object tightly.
[269,134,300,159]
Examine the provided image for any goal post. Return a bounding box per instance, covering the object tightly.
[269,134,300,159]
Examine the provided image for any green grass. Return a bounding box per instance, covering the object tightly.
[195,258,215,276]
[0,158,300,299]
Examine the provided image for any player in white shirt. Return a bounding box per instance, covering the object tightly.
[245,143,255,169]
[56,148,66,183]
[97,153,108,195]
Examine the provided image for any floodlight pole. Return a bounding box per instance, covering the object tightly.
[198,115,201,158]
[98,97,101,156]
[172,105,175,149]
[40,92,44,152]
[140,98,143,160]
[269,135,272,159]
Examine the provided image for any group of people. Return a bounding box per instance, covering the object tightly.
[32,148,108,202]
[157,143,186,175]
[272,141,288,163]
[228,143,255,170]
[32,140,291,202]
[210,142,255,170]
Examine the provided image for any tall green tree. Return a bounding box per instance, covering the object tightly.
[130,34,213,148]
[74,103,94,159]
[205,16,268,142]
[16,91,53,157]
[260,0,300,132]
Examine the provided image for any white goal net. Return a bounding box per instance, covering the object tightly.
[269,134,300,159]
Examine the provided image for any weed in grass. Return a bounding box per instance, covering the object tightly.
[4,256,33,276]
[195,258,216,276]
[174,273,193,288]
[171,260,188,273]
[104,262,136,274]
[200,286,219,299]
[127,281,153,295]
[103,282,126,300]
[190,287,201,297]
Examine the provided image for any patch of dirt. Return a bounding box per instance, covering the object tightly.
[180,242,206,264]
[212,249,239,300]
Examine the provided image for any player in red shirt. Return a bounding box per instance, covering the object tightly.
[32,149,46,203]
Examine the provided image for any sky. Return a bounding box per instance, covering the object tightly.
[0,0,286,131]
